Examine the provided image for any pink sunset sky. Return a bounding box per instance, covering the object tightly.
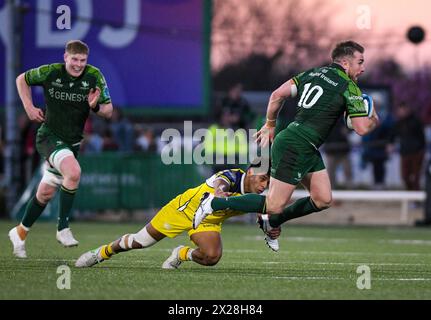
[332,0,431,71]
[212,0,431,72]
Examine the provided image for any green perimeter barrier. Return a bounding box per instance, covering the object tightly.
[11,153,206,221]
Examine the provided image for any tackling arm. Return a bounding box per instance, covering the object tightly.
[213,179,232,198]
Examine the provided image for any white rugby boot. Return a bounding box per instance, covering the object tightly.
[162,245,184,269]
[56,228,79,247]
[257,214,280,252]
[75,247,104,268]
[8,226,27,258]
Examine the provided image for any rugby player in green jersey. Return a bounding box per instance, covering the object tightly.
[9,40,113,258]
[193,41,380,251]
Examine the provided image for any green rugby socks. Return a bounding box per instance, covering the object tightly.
[58,185,77,231]
[21,196,46,229]
[210,194,323,227]
[211,194,266,213]
[269,196,322,227]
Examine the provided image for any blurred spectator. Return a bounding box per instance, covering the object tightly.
[361,114,394,190]
[0,123,4,185]
[205,108,248,173]
[19,114,40,187]
[136,126,158,153]
[0,122,4,218]
[83,134,103,153]
[388,102,425,191]
[421,160,431,226]
[109,108,134,152]
[81,116,103,153]
[421,100,431,126]
[101,129,119,151]
[91,112,110,137]
[219,83,255,129]
[323,118,352,188]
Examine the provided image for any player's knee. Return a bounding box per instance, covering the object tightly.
[204,255,221,266]
[201,250,222,266]
[64,166,81,183]
[312,196,332,210]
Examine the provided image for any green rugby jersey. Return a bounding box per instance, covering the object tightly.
[25,63,111,144]
[290,63,367,148]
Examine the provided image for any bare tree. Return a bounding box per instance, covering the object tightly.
[212,0,349,74]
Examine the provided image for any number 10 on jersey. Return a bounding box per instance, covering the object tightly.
[298,83,324,108]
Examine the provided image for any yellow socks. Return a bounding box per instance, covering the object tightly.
[179,246,194,261]
[99,243,115,260]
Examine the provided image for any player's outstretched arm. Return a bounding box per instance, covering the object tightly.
[254,79,296,147]
[16,73,45,123]
[266,79,296,119]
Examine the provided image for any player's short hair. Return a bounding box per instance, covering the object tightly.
[65,40,89,55]
[331,41,364,61]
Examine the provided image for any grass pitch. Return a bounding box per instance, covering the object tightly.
[0,221,430,300]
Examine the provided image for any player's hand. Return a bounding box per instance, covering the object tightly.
[267,226,281,239]
[25,105,45,123]
[215,191,233,198]
[254,124,275,148]
[88,87,101,109]
[220,192,233,197]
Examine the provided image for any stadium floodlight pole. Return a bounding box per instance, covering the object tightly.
[4,0,22,214]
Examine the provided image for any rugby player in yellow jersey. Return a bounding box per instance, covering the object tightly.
[75,162,279,269]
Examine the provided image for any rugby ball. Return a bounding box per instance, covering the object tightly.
[344,94,373,129]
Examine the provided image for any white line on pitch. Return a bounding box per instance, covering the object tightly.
[273,276,431,281]
[263,261,428,266]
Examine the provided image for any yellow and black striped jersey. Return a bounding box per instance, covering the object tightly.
[206,169,246,194]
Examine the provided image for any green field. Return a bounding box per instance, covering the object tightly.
[1,221,430,300]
